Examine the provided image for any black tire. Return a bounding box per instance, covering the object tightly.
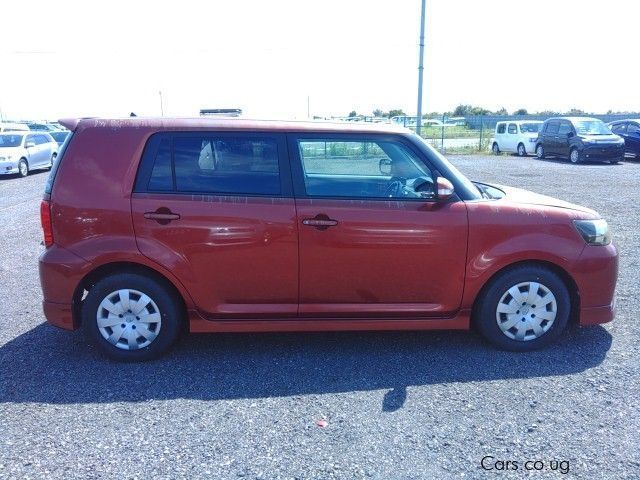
[535,144,545,159]
[517,143,526,157]
[474,265,571,351]
[18,159,29,177]
[609,158,619,165]
[48,153,57,170]
[569,148,581,164]
[492,143,500,155]
[81,272,183,361]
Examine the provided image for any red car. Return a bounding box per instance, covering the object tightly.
[39,118,618,360]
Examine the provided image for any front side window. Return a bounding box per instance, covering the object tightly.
[546,121,560,134]
[558,122,572,135]
[147,135,281,195]
[507,124,517,134]
[610,123,626,134]
[628,123,640,135]
[297,139,434,199]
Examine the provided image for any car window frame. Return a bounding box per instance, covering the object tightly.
[627,122,640,136]
[287,132,450,203]
[133,131,293,197]
[546,121,560,134]
[496,123,506,134]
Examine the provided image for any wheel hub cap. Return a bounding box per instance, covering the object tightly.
[495,282,557,341]
[96,289,162,350]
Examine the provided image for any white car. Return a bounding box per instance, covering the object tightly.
[491,121,543,156]
[0,122,30,133]
[0,132,59,177]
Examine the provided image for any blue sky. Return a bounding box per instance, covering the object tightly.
[1,0,638,120]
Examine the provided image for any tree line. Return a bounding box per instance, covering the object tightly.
[347,105,636,118]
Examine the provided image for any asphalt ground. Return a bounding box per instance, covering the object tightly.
[0,153,638,479]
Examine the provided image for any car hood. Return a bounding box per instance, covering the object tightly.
[494,184,598,217]
[579,134,621,143]
[0,146,24,157]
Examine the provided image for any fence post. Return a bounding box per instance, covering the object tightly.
[441,113,446,153]
[479,115,484,152]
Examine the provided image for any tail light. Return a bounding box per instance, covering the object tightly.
[40,200,54,247]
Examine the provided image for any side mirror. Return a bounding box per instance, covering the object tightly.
[436,177,455,201]
[379,158,392,175]
[25,140,35,148]
[567,131,574,138]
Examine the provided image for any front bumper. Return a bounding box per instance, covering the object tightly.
[0,162,19,175]
[581,144,624,161]
[573,242,618,325]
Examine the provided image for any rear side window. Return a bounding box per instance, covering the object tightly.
[496,123,506,134]
[507,124,517,134]
[44,132,73,194]
[142,134,281,195]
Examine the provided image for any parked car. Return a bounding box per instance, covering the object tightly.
[491,121,543,156]
[23,122,58,132]
[608,119,640,158]
[49,130,70,147]
[535,117,624,164]
[0,132,58,177]
[39,117,618,360]
[0,122,30,133]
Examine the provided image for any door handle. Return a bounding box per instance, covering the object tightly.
[144,208,180,224]
[302,215,338,230]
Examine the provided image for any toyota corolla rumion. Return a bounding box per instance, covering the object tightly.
[38,118,618,360]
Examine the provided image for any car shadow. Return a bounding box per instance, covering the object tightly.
[0,323,612,409]
[536,156,623,166]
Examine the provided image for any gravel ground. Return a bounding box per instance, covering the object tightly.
[1,155,639,479]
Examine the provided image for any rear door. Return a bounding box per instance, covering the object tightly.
[288,133,468,318]
[495,122,506,149]
[131,132,298,318]
[626,122,640,156]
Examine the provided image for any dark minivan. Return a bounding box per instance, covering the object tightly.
[535,117,624,164]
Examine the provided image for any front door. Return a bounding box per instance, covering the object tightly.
[289,134,468,317]
[557,121,573,158]
[131,132,298,318]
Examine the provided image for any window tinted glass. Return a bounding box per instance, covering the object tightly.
[496,123,506,134]
[173,136,280,195]
[507,124,517,134]
[628,123,640,135]
[558,122,572,135]
[148,138,174,191]
[297,139,434,199]
[547,121,560,134]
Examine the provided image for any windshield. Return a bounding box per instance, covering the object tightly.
[520,123,542,133]
[573,120,611,135]
[0,135,23,147]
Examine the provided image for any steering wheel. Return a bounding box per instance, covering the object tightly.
[384,177,406,198]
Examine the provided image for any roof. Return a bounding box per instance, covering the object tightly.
[496,120,543,124]
[59,117,410,134]
[608,118,640,124]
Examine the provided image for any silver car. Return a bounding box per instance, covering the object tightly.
[0,132,59,177]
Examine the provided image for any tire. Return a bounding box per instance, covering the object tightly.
[569,148,581,164]
[474,265,571,351]
[18,159,29,177]
[609,158,619,165]
[517,143,526,157]
[492,143,500,155]
[48,153,57,170]
[81,272,183,361]
[535,144,545,159]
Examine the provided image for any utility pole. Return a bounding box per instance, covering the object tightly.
[416,0,426,135]
[159,91,164,116]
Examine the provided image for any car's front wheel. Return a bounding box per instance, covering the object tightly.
[535,144,545,159]
[81,272,183,361]
[48,152,57,169]
[18,159,29,177]
[475,265,570,351]
[517,143,526,157]
[569,148,582,164]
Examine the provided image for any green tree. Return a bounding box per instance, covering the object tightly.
[372,109,384,117]
[348,110,358,118]
[495,107,508,115]
[514,108,528,115]
[387,109,406,118]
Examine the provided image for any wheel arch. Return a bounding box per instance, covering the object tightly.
[470,259,580,328]
[72,261,189,328]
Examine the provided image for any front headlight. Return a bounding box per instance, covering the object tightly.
[574,219,611,245]
[0,155,12,161]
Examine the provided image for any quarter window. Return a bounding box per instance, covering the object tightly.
[297,139,434,199]
[497,123,506,134]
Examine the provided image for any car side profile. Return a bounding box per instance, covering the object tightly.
[608,119,640,158]
[491,121,543,156]
[0,132,58,177]
[535,117,624,164]
[39,118,618,361]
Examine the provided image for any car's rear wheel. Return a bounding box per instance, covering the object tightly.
[517,143,526,157]
[18,159,29,177]
[570,148,581,164]
[492,143,500,155]
[475,265,570,351]
[81,273,183,361]
[48,152,57,169]
[535,144,545,159]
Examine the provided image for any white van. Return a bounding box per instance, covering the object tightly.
[0,122,30,133]
[491,121,543,156]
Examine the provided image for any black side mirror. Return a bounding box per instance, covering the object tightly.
[379,158,392,175]
[567,131,574,138]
